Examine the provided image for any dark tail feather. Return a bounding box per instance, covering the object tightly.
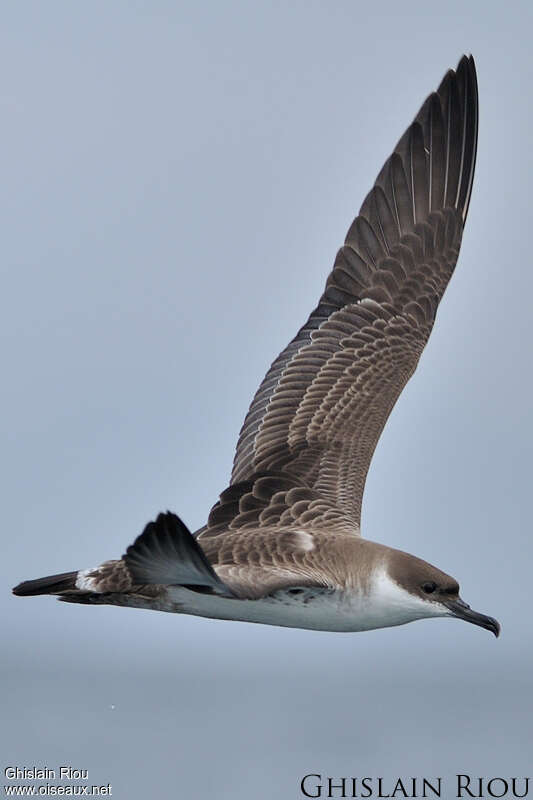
[12,571,78,597]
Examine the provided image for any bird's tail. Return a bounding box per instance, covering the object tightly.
[12,571,78,597]
[12,511,234,601]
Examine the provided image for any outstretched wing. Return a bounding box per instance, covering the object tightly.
[229,56,478,527]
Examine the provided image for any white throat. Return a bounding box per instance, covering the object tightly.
[365,567,449,630]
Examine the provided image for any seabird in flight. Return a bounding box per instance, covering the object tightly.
[13,55,500,638]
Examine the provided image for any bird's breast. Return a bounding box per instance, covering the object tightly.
[162,582,416,633]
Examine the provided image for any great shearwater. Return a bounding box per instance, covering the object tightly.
[13,55,500,638]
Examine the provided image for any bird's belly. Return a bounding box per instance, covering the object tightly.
[157,585,411,633]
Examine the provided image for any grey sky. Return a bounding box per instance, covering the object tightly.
[2,2,532,798]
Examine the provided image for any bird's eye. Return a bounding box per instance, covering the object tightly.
[421,581,438,594]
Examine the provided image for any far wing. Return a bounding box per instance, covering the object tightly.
[230,56,478,527]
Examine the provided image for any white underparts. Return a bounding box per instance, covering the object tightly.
[144,566,451,633]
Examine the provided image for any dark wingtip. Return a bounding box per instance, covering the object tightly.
[124,510,234,596]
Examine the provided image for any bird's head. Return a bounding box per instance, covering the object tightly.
[377,547,500,637]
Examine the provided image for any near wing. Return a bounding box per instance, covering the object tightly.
[227,56,478,529]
